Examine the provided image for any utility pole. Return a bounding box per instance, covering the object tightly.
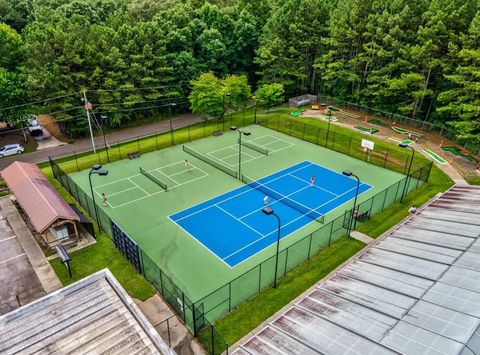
[83,90,96,153]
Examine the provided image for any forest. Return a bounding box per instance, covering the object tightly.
[0,0,479,145]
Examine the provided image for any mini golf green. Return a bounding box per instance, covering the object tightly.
[355,126,379,134]
[392,126,423,137]
[423,149,447,164]
[442,146,478,163]
[368,119,389,127]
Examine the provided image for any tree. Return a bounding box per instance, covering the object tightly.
[254,83,285,109]
[437,11,480,144]
[189,72,224,119]
[222,74,252,110]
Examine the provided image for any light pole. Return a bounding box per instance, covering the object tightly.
[399,143,415,203]
[168,102,177,146]
[222,92,232,131]
[262,207,281,288]
[238,129,251,179]
[342,170,360,236]
[88,164,108,227]
[326,108,332,146]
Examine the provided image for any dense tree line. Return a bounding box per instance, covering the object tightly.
[1,0,479,144]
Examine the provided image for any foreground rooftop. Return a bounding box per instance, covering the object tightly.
[233,185,480,355]
[0,269,174,355]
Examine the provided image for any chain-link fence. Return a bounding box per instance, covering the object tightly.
[49,105,432,354]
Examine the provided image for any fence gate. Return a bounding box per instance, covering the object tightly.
[111,221,142,272]
[343,210,353,229]
[193,302,206,336]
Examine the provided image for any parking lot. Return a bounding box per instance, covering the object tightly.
[0,206,45,315]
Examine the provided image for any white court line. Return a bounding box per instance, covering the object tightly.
[222,183,369,262]
[215,205,264,237]
[104,186,139,197]
[154,168,181,186]
[0,253,25,265]
[172,162,314,223]
[287,173,339,197]
[95,161,185,189]
[129,178,150,196]
[238,183,313,220]
[110,173,208,209]
[0,236,15,243]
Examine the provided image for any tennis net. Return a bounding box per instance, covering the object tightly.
[240,139,268,155]
[242,175,324,223]
[140,167,168,191]
[183,145,238,179]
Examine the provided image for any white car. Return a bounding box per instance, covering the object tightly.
[0,144,24,158]
[27,118,43,136]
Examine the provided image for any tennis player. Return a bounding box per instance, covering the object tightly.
[263,195,269,205]
[101,193,107,206]
[310,175,315,186]
[184,159,190,171]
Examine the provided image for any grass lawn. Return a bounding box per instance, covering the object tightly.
[42,166,156,301]
[214,236,365,346]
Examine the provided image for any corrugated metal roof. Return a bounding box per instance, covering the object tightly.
[0,269,175,355]
[1,161,79,233]
[232,185,480,355]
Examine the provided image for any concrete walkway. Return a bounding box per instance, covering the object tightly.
[350,231,375,244]
[136,295,205,355]
[0,113,202,170]
[0,197,62,294]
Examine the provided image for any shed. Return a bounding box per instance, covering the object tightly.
[2,161,81,248]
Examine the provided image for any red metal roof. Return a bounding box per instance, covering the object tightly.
[1,161,79,233]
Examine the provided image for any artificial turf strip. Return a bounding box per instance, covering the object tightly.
[214,236,365,347]
[354,125,379,134]
[367,119,389,127]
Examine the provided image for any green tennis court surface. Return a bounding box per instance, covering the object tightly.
[70,126,404,301]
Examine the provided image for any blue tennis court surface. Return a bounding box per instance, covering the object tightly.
[170,161,372,267]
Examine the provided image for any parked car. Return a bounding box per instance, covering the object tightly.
[0,144,24,158]
[27,117,43,136]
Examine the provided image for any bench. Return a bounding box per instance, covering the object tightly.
[127,151,141,159]
[213,130,223,137]
[354,211,370,222]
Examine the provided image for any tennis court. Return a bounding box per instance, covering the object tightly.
[171,161,371,267]
[70,125,404,299]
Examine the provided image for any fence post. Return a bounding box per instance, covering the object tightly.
[211,325,215,355]
[302,122,306,139]
[159,269,164,297]
[289,119,293,136]
[284,249,289,276]
[328,221,334,246]
[307,234,313,259]
[167,317,171,347]
[117,141,121,159]
[228,282,232,312]
[331,131,336,150]
[192,303,197,336]
[74,152,80,172]
[181,292,186,322]
[347,137,352,156]
[137,136,140,152]
[155,132,159,151]
[258,263,262,291]
[383,149,389,168]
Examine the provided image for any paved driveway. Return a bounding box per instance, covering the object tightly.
[0,113,202,170]
[0,208,45,315]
